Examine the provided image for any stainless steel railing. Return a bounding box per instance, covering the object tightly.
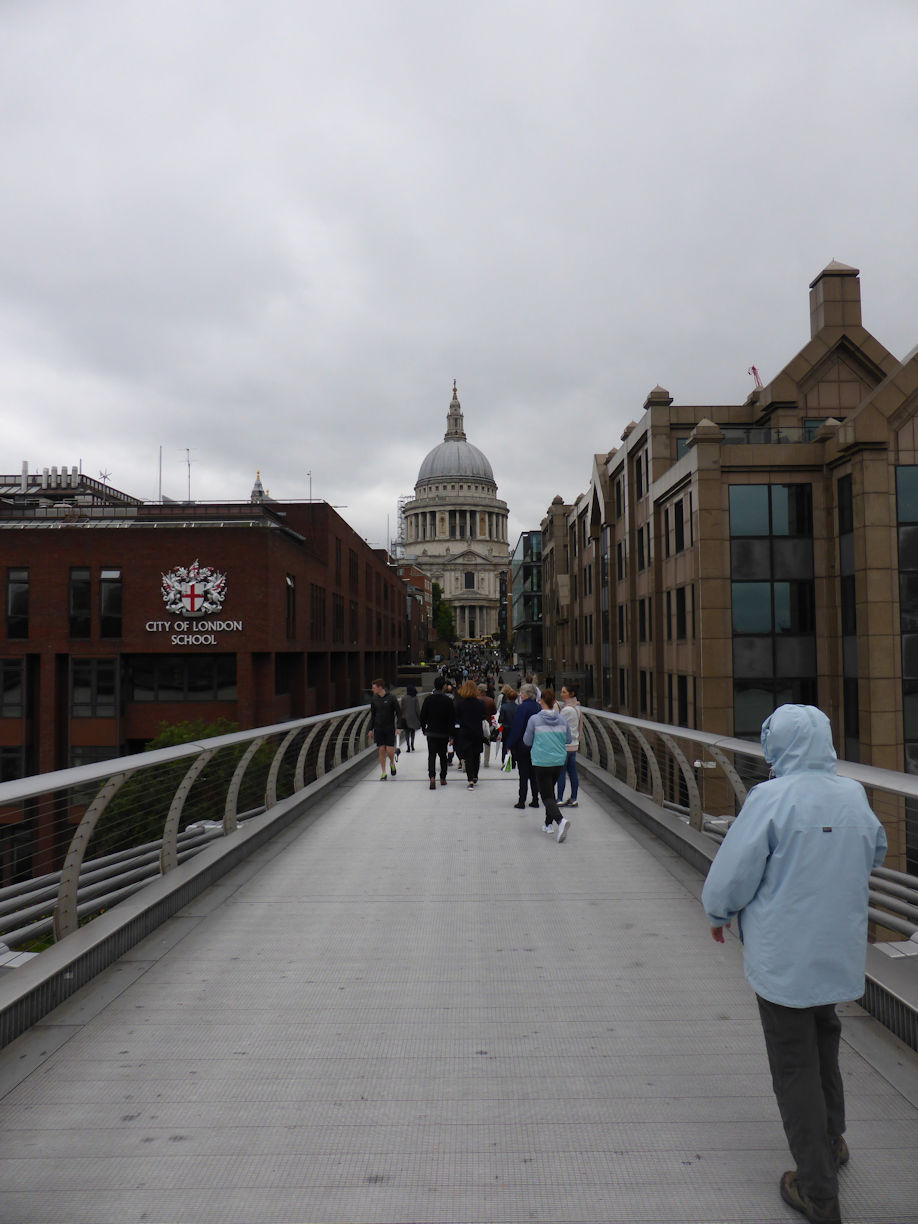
[579,708,918,939]
[0,707,371,954]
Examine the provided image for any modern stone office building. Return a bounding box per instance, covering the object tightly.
[540,262,918,870]
[402,383,511,642]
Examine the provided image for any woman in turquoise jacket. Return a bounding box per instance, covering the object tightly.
[522,688,571,841]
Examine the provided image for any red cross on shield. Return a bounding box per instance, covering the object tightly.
[181,582,202,614]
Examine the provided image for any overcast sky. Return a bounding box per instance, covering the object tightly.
[1,0,916,548]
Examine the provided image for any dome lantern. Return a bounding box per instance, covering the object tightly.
[416,383,495,486]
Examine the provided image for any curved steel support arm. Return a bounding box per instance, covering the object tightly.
[659,734,703,829]
[630,726,664,805]
[161,749,217,873]
[224,737,266,833]
[54,771,136,940]
[266,727,303,810]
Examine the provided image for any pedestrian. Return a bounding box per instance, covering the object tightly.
[454,679,486,789]
[701,705,886,1224]
[506,682,542,810]
[523,688,572,841]
[400,685,422,752]
[497,686,517,763]
[420,676,455,790]
[477,682,497,767]
[368,678,400,780]
[556,683,582,807]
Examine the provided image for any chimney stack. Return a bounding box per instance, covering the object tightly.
[809,261,861,338]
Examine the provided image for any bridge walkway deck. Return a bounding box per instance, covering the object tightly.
[1,740,917,1223]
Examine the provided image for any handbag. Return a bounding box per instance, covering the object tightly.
[481,718,492,739]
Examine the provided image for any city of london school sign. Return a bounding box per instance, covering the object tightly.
[145,560,243,645]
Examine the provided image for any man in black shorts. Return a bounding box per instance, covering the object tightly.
[369,678,400,780]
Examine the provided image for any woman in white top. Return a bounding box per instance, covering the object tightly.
[556,684,582,807]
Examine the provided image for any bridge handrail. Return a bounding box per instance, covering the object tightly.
[0,706,372,955]
[579,708,918,940]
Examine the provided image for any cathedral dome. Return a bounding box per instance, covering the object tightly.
[418,439,494,483]
[416,384,495,486]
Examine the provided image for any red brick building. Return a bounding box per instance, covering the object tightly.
[1,468,411,779]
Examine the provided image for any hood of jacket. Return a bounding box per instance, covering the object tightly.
[760,704,836,777]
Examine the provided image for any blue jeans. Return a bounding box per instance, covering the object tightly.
[556,752,578,801]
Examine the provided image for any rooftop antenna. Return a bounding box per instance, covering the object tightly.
[184,448,194,501]
[747,365,763,389]
[307,469,312,502]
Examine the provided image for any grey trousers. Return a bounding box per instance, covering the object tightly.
[756,994,844,1201]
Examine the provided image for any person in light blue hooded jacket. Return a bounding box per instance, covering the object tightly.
[702,705,886,1224]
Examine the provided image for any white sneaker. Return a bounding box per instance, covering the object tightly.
[557,817,571,843]
[541,823,554,834]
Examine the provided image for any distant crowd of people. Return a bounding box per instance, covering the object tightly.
[367,664,581,845]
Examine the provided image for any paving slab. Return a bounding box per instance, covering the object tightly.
[1,739,917,1224]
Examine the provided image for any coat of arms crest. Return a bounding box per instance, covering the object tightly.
[161,560,227,617]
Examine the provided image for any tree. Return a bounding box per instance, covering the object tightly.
[87,717,247,856]
[432,582,455,642]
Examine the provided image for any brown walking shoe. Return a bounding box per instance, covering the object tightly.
[831,1136,849,1168]
[779,1171,841,1224]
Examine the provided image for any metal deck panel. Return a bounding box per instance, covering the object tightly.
[1,744,917,1223]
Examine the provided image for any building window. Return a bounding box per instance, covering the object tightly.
[615,479,623,520]
[69,568,92,638]
[1,660,24,717]
[71,658,117,717]
[674,500,685,552]
[617,541,625,581]
[639,599,647,642]
[677,674,689,725]
[617,605,626,643]
[275,654,293,696]
[6,569,28,639]
[637,528,645,571]
[635,453,644,500]
[286,574,296,637]
[729,483,812,537]
[310,584,326,638]
[128,654,236,702]
[0,746,23,783]
[664,508,670,558]
[100,568,122,638]
[675,586,687,639]
[335,538,342,585]
[349,549,359,588]
[730,482,817,739]
[332,594,345,643]
[465,571,475,590]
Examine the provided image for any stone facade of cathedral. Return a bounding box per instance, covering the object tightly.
[402,384,510,641]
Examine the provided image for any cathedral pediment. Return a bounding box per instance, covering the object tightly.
[446,548,490,565]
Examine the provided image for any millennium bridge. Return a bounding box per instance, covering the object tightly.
[1,705,916,1224]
